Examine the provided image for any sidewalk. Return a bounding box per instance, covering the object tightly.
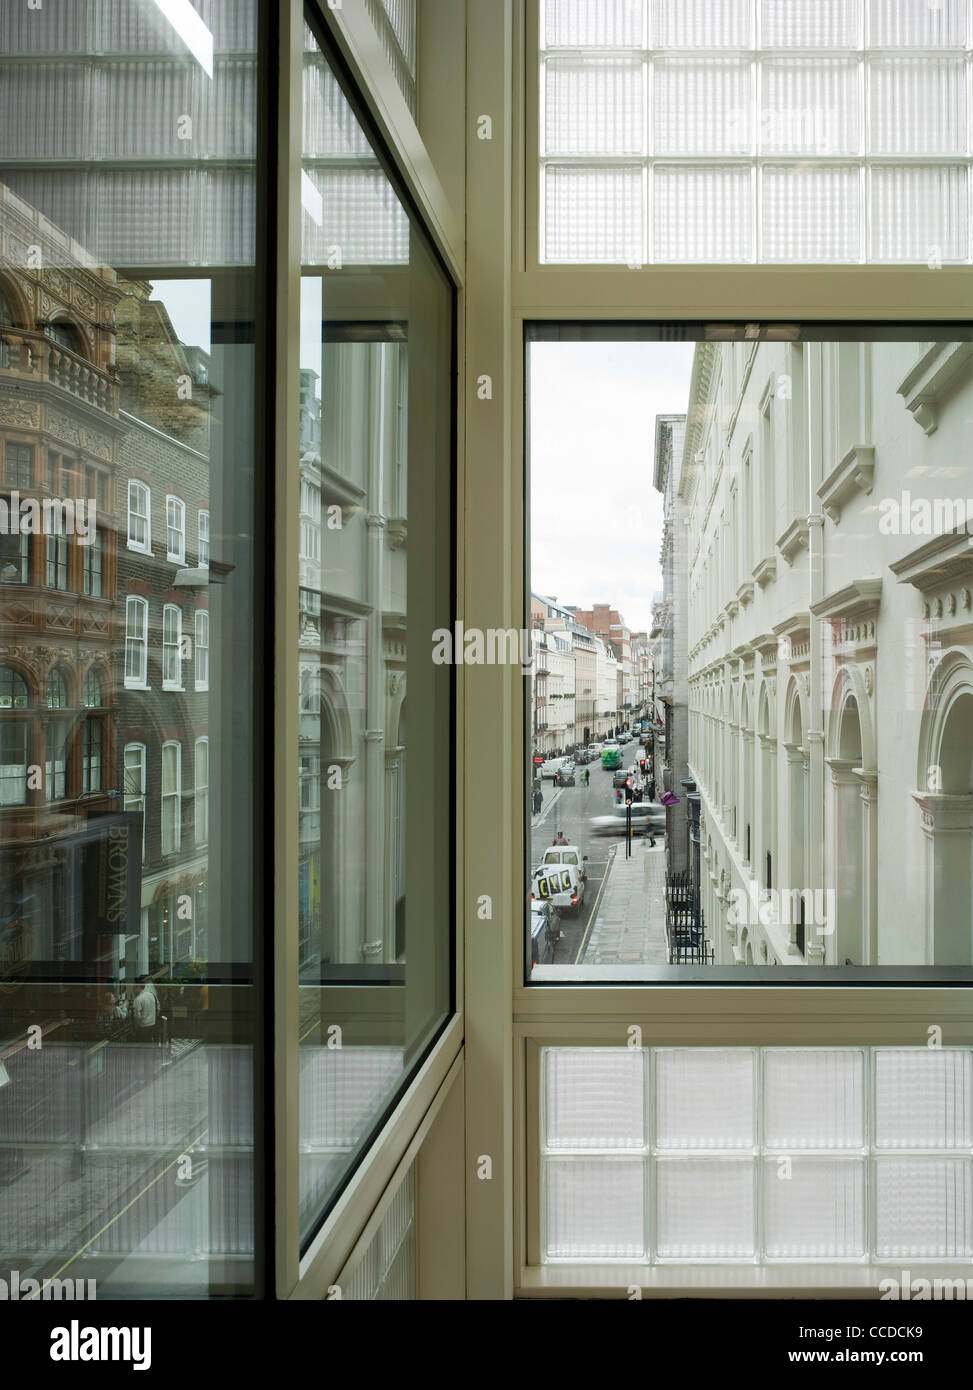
[580,838,668,965]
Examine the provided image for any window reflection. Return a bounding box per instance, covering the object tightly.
[0,0,259,1297]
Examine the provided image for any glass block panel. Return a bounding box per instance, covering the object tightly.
[874,1049,973,1149]
[651,0,752,49]
[656,1158,755,1257]
[760,60,860,156]
[653,58,752,157]
[543,1047,646,1149]
[379,1227,415,1299]
[652,165,753,262]
[867,0,968,48]
[761,165,861,262]
[763,1158,866,1258]
[868,58,967,156]
[869,165,969,262]
[760,0,860,48]
[544,57,645,157]
[875,1158,973,1258]
[544,1158,646,1259]
[544,164,644,263]
[763,1049,865,1149]
[544,0,645,48]
[655,1048,754,1148]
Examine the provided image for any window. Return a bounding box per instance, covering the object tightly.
[198,509,210,568]
[162,604,183,689]
[0,719,29,806]
[83,528,103,596]
[537,0,973,265]
[127,480,151,553]
[5,443,33,488]
[195,736,209,844]
[195,610,209,690]
[166,495,186,562]
[82,716,102,794]
[124,595,148,687]
[0,531,29,585]
[82,668,102,708]
[299,480,321,563]
[45,533,69,590]
[299,753,319,811]
[161,741,181,855]
[45,719,68,802]
[123,742,147,854]
[46,669,68,709]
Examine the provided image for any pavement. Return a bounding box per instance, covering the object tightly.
[579,834,669,965]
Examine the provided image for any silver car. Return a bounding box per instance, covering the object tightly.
[588,803,666,837]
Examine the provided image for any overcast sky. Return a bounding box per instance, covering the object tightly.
[529,340,696,636]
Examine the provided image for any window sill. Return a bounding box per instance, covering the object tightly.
[516,1263,964,1299]
[126,542,152,556]
[162,683,185,693]
[124,682,151,692]
[167,553,186,565]
[194,682,209,693]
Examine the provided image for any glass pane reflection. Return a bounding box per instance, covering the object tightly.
[298,18,453,1240]
[0,0,260,1296]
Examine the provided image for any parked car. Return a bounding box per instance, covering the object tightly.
[556,765,576,786]
[530,900,561,965]
[539,757,567,780]
[589,803,666,837]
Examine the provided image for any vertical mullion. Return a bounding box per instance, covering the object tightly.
[273,0,304,1298]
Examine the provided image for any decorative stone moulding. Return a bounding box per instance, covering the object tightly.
[889,530,973,605]
[897,342,973,436]
[817,445,876,523]
[735,579,754,606]
[776,515,809,565]
[810,579,882,659]
[752,554,776,587]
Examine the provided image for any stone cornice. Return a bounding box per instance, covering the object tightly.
[817,445,876,523]
[889,529,973,595]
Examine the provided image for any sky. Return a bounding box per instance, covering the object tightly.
[529,340,696,636]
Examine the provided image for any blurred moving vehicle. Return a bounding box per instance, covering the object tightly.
[589,803,666,837]
[601,746,621,770]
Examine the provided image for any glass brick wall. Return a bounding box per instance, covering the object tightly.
[541,1046,973,1262]
[539,0,973,263]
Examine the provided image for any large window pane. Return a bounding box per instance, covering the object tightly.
[0,0,262,1297]
[297,16,453,1243]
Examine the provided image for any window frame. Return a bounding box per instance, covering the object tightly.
[195,609,210,691]
[198,508,210,568]
[161,738,182,856]
[194,734,209,846]
[124,594,149,689]
[162,602,184,691]
[123,740,147,857]
[127,479,152,554]
[166,494,187,563]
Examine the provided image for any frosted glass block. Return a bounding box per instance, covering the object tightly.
[655,1048,754,1148]
[875,1158,973,1258]
[869,165,969,262]
[652,0,752,48]
[543,1047,646,1149]
[378,1228,415,1300]
[653,58,752,157]
[653,166,753,262]
[763,1049,865,1148]
[760,0,860,47]
[544,164,644,263]
[874,1049,973,1149]
[867,0,968,47]
[544,57,644,157]
[544,1158,646,1259]
[868,58,967,155]
[760,60,860,156]
[544,0,645,48]
[656,1159,755,1258]
[763,1158,865,1258]
[761,166,861,262]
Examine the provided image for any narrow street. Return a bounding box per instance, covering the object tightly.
[530,751,666,965]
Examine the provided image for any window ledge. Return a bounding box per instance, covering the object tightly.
[776,516,810,565]
[897,341,973,436]
[162,683,185,693]
[817,445,875,524]
[516,1263,968,1299]
[194,682,209,693]
[126,542,152,556]
[124,682,151,692]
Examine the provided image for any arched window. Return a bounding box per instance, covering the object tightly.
[123,742,147,856]
[0,286,14,327]
[161,741,182,854]
[195,736,209,845]
[0,665,29,806]
[125,595,148,687]
[82,715,102,794]
[195,610,209,690]
[45,319,84,357]
[46,669,68,709]
[82,669,102,708]
[163,604,183,689]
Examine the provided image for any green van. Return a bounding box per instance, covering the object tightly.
[601,747,620,770]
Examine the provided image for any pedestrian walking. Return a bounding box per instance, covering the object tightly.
[553,829,568,845]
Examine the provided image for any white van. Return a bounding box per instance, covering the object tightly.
[531,860,586,914]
